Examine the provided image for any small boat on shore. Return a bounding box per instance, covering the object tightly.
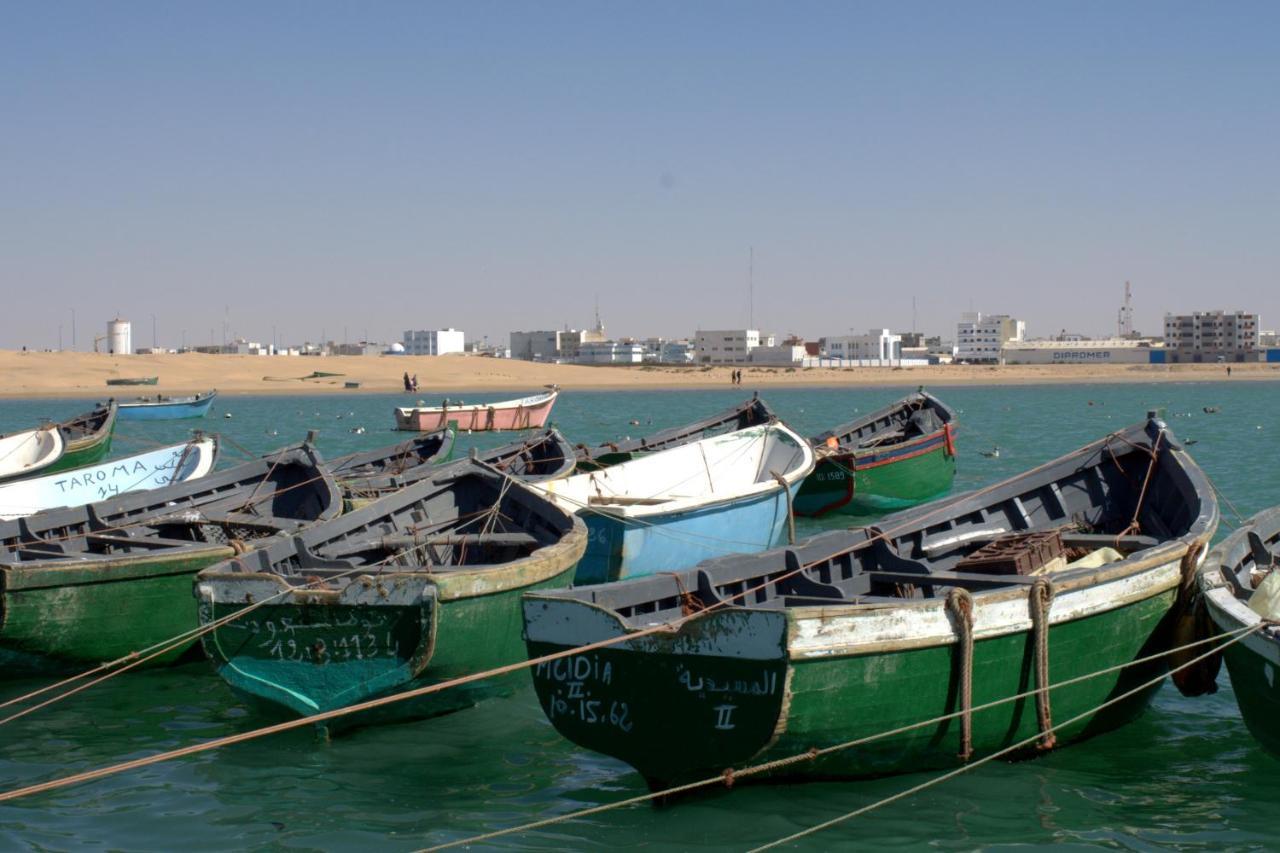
[0,436,218,520]
[393,386,558,432]
[574,394,775,471]
[1198,507,1280,757]
[0,403,118,484]
[195,458,587,728]
[531,422,814,584]
[117,390,217,420]
[106,377,158,386]
[793,389,958,517]
[524,414,1215,790]
[0,443,341,672]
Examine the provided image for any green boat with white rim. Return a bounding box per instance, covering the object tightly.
[793,390,956,517]
[1198,507,1280,757]
[524,415,1215,789]
[0,443,341,673]
[196,457,587,730]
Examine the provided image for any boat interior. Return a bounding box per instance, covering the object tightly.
[0,450,339,563]
[543,425,1208,627]
[1215,511,1280,601]
[60,405,114,441]
[813,393,953,452]
[330,430,454,480]
[576,396,776,463]
[219,461,577,586]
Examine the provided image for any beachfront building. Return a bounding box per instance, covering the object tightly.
[575,340,645,364]
[1001,339,1160,365]
[823,329,903,363]
[955,313,1026,363]
[694,329,776,364]
[750,345,806,364]
[1163,311,1260,363]
[509,326,607,361]
[403,329,465,356]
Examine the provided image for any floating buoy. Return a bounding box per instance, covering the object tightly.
[980,446,1000,458]
[224,413,233,419]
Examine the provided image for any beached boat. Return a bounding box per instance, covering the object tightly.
[575,394,776,472]
[531,422,815,584]
[117,390,217,420]
[393,386,558,432]
[0,436,218,520]
[0,444,341,672]
[195,458,587,727]
[105,377,159,386]
[524,415,1215,789]
[793,389,958,517]
[1198,508,1280,757]
[0,403,117,484]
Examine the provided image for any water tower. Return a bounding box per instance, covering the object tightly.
[107,318,132,355]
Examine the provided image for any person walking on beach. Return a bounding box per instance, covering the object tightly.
[403,371,412,392]
[411,374,419,393]
[1227,366,1233,377]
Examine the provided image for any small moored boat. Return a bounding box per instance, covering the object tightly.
[105,377,159,386]
[328,427,457,485]
[794,389,957,517]
[575,394,776,472]
[531,422,815,584]
[524,415,1215,789]
[0,436,218,520]
[393,386,558,432]
[0,443,341,672]
[1198,507,1280,757]
[0,403,118,484]
[195,458,587,727]
[117,390,217,420]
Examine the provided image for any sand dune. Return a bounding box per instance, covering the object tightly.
[0,350,1274,398]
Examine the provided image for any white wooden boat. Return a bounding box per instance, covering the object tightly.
[0,436,219,520]
[532,422,815,583]
[0,426,64,482]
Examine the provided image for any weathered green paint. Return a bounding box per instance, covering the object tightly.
[793,441,956,517]
[528,587,1176,788]
[0,547,231,673]
[203,563,578,728]
[1219,641,1280,758]
[45,427,115,475]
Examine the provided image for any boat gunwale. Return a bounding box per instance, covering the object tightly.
[394,388,558,418]
[813,391,956,458]
[1199,507,1280,662]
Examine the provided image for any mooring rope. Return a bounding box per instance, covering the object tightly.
[945,587,976,761]
[1030,576,1056,750]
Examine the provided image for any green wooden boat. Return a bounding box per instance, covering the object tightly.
[1198,507,1280,757]
[0,403,117,484]
[524,415,1215,789]
[196,458,587,730]
[574,394,775,472]
[0,443,341,673]
[793,390,957,517]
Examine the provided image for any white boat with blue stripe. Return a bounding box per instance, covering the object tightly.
[0,436,218,520]
[531,422,815,584]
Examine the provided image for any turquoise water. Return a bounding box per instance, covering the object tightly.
[0,383,1277,850]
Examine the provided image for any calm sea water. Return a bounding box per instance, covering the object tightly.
[0,382,1277,851]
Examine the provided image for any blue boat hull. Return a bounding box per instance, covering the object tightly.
[575,484,799,585]
[118,395,216,420]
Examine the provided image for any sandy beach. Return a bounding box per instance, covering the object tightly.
[0,350,1275,399]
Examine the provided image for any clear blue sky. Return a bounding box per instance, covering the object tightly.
[2,2,1276,349]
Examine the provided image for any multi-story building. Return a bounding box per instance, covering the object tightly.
[954,313,1026,363]
[693,329,775,364]
[509,325,607,361]
[402,329,465,356]
[1163,311,1260,362]
[1001,338,1159,364]
[823,329,903,362]
[575,340,645,364]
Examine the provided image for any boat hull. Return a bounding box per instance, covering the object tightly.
[794,430,956,517]
[575,483,800,585]
[1202,584,1280,758]
[526,555,1185,788]
[118,395,216,420]
[0,548,232,673]
[199,560,580,728]
[394,394,557,432]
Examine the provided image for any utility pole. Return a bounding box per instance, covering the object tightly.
[151,314,157,350]
[748,246,755,330]
[70,308,76,351]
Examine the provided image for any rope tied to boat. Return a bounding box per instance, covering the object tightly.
[1170,540,1222,697]
[770,470,796,546]
[1115,429,1163,546]
[1029,577,1056,751]
[659,572,705,616]
[945,587,975,761]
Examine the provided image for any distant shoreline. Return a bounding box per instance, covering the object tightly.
[0,350,1274,399]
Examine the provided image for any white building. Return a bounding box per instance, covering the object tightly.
[749,345,806,364]
[694,329,776,364]
[107,318,131,355]
[575,340,645,364]
[1163,310,1260,362]
[403,329,465,356]
[955,313,1026,363]
[660,340,694,364]
[823,329,903,363]
[1001,339,1158,365]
